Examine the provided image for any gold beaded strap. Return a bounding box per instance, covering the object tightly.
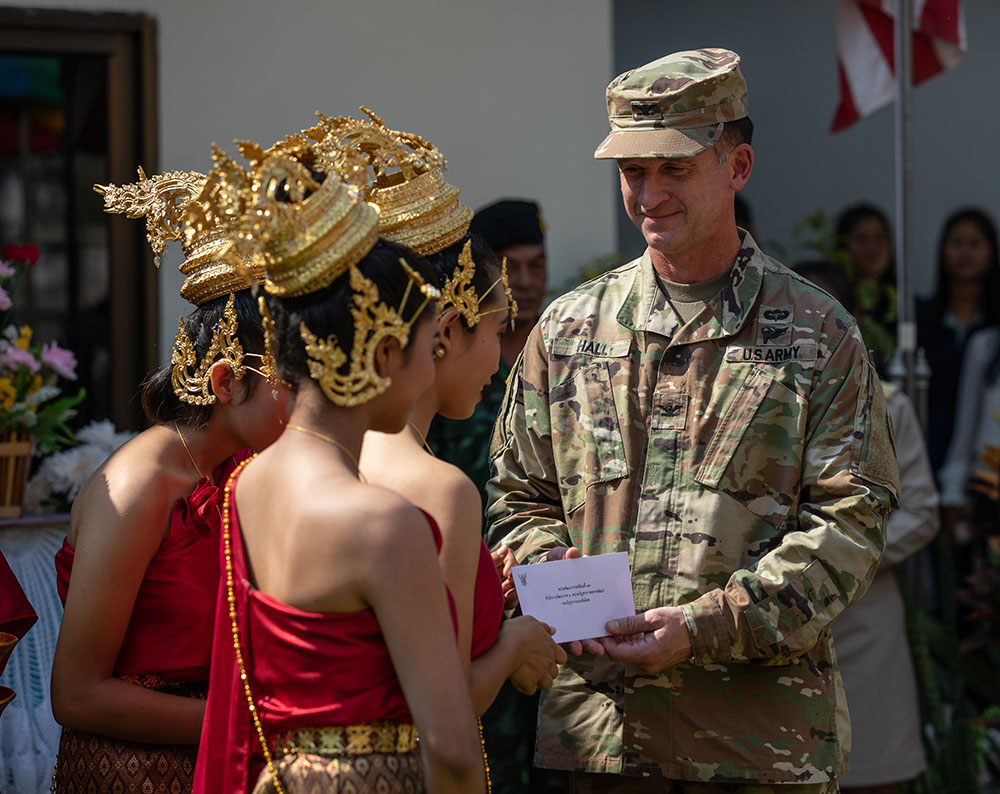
[478,718,493,793]
[222,455,287,794]
[270,722,418,756]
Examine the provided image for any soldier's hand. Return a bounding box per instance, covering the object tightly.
[598,607,692,674]
[504,617,568,695]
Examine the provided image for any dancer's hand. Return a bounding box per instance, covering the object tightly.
[503,617,567,695]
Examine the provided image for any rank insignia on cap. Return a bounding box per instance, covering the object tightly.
[631,100,662,119]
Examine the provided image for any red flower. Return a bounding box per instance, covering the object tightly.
[1,243,40,268]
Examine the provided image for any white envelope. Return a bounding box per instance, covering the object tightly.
[512,552,636,643]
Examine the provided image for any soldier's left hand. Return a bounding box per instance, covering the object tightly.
[598,607,692,673]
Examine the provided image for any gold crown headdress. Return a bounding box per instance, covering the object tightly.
[200,141,379,297]
[95,168,276,405]
[439,240,518,329]
[309,107,472,256]
[201,134,441,407]
[301,259,440,406]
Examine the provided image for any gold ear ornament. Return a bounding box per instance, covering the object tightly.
[477,256,519,329]
[170,293,247,405]
[300,258,440,407]
[247,295,291,389]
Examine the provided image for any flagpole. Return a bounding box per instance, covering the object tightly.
[890,0,928,427]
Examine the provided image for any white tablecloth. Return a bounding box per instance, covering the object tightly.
[0,524,66,794]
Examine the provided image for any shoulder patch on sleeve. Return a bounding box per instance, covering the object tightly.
[854,362,900,507]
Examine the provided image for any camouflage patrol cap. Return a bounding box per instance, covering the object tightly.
[594,48,748,159]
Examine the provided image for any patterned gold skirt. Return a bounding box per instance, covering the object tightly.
[251,750,425,794]
[52,678,206,794]
[252,722,425,794]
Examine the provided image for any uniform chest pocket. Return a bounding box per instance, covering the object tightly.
[549,359,628,513]
[694,367,806,527]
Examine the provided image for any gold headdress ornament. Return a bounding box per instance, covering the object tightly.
[200,133,440,406]
[309,107,472,256]
[95,167,265,305]
[439,241,518,329]
[200,141,379,297]
[301,259,441,406]
[95,167,273,405]
[170,293,245,405]
[93,167,204,264]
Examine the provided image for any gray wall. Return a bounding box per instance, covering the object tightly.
[4,0,616,360]
[612,0,1000,296]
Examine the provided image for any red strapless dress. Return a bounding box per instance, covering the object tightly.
[54,449,252,682]
[52,449,252,794]
[470,539,503,660]
[193,461,459,794]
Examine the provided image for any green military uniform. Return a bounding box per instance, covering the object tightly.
[485,235,899,785]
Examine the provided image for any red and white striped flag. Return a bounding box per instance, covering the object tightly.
[831,0,966,131]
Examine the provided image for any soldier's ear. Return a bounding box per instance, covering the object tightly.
[728,144,753,190]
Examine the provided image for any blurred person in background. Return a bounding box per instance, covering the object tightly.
[917,208,1000,475]
[835,202,897,375]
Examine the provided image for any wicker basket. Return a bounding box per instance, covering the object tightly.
[0,432,33,519]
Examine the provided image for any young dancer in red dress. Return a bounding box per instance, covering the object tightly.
[51,170,290,793]
[192,132,485,794]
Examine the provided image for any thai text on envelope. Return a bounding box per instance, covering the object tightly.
[512,552,635,643]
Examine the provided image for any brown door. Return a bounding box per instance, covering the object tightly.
[0,8,159,430]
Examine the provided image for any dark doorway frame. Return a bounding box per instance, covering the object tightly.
[0,6,158,430]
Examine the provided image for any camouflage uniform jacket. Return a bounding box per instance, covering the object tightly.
[485,235,900,784]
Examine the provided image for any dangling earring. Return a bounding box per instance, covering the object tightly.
[433,343,446,360]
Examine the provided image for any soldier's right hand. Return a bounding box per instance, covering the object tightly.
[503,616,568,695]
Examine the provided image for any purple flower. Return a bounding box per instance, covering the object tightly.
[0,261,15,278]
[41,343,77,380]
[0,346,40,374]
[0,286,10,311]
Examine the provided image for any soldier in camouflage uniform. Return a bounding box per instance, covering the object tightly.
[486,48,900,793]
